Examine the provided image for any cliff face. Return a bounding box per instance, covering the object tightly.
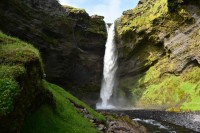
[0,0,107,105]
[0,32,107,133]
[116,0,200,111]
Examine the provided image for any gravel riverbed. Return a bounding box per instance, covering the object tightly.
[99,109,200,132]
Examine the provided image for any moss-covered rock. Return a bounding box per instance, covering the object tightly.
[0,32,108,133]
[0,32,145,133]
[0,0,107,105]
[0,31,54,133]
[116,0,200,111]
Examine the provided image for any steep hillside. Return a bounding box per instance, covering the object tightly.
[116,0,200,111]
[0,0,107,105]
[0,31,105,133]
[22,82,106,133]
[0,32,147,133]
[0,31,51,133]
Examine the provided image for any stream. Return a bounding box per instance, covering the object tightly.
[99,109,200,133]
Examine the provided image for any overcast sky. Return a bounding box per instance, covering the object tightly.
[59,0,139,23]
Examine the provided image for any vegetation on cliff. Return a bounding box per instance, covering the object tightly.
[0,31,49,132]
[0,32,106,133]
[0,31,43,116]
[0,0,107,105]
[0,31,146,133]
[116,0,200,111]
[117,0,168,33]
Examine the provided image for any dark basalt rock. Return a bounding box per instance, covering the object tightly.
[0,0,107,105]
[91,15,104,20]
[138,0,148,5]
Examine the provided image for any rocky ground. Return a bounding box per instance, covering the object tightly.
[71,101,148,133]
[105,110,200,132]
[161,112,200,132]
[106,119,147,133]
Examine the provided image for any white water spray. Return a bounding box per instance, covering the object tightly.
[96,23,118,109]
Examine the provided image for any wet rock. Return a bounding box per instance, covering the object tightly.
[84,115,89,119]
[97,124,106,131]
[81,108,89,114]
[107,120,147,133]
[84,114,94,120]
[90,119,94,123]
[110,121,117,126]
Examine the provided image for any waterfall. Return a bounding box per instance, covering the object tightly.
[96,23,118,109]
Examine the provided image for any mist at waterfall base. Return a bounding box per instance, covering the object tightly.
[96,23,132,110]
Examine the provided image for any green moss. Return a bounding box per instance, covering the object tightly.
[0,31,43,116]
[22,81,105,133]
[124,38,200,111]
[63,5,87,14]
[117,0,168,34]
[0,32,19,44]
[0,65,26,79]
[0,31,106,132]
[116,0,199,112]
[139,76,183,108]
[46,82,105,122]
[0,32,42,66]
[131,62,200,111]
[0,65,25,115]
[0,78,21,115]
[116,0,192,47]
[182,66,200,83]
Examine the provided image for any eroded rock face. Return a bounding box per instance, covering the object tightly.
[138,0,148,5]
[115,0,200,111]
[0,0,107,105]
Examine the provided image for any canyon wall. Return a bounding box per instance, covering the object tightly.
[116,0,200,111]
[0,0,107,105]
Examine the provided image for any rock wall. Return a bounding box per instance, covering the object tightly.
[115,0,200,111]
[0,0,107,105]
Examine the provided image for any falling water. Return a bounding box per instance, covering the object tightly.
[96,23,118,109]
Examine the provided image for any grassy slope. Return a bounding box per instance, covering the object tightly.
[133,62,200,111]
[22,82,105,133]
[0,31,105,132]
